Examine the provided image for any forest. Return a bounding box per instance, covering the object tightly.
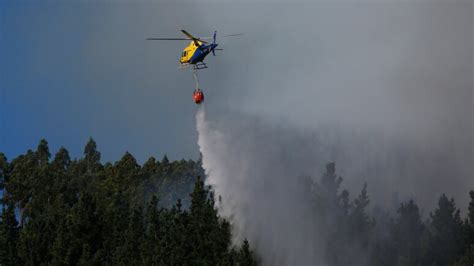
[1,139,474,265]
[0,139,256,265]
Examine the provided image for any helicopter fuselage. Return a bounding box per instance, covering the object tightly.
[180,41,218,66]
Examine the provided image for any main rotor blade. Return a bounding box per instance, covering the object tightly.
[180,29,209,45]
[201,33,244,39]
[181,29,197,40]
[146,38,191,40]
[222,33,244,37]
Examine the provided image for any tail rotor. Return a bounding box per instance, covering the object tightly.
[211,30,217,56]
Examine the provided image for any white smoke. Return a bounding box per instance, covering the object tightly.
[196,106,472,265]
[194,3,472,265]
[197,108,327,265]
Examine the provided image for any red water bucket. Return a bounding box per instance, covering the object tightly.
[193,89,204,104]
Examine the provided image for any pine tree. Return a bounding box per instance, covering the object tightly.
[36,139,50,165]
[186,176,233,264]
[77,244,93,266]
[390,200,425,265]
[468,191,474,228]
[160,154,171,177]
[52,147,71,171]
[51,148,71,196]
[84,138,101,174]
[319,162,343,209]
[143,195,162,264]
[141,156,158,178]
[50,212,71,266]
[0,153,8,209]
[0,203,20,265]
[427,194,465,265]
[314,162,348,228]
[6,150,37,210]
[349,183,372,248]
[115,152,140,181]
[452,245,474,266]
[238,239,258,266]
[453,191,474,265]
[124,206,145,264]
[161,154,169,165]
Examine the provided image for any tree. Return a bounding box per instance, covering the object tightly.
[187,176,229,264]
[143,195,161,264]
[348,183,373,249]
[452,245,474,266]
[467,191,474,245]
[51,148,71,195]
[160,154,171,176]
[52,147,71,171]
[319,162,343,209]
[1,139,258,265]
[390,200,425,266]
[314,163,348,224]
[0,203,19,265]
[50,217,69,265]
[114,152,140,180]
[84,138,101,173]
[141,156,158,178]
[114,206,145,265]
[454,191,474,265]
[36,139,50,165]
[237,239,258,266]
[468,191,474,225]
[427,194,465,265]
[0,153,8,209]
[161,154,169,165]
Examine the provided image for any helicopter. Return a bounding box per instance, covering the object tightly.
[147,29,242,104]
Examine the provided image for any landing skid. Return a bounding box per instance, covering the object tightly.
[179,62,208,70]
[193,62,208,70]
[178,63,191,70]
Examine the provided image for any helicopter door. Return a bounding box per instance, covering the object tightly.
[181,51,187,63]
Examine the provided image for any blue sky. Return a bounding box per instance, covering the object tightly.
[1,1,211,163]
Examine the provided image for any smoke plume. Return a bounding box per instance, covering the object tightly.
[196,104,472,265]
[194,2,472,265]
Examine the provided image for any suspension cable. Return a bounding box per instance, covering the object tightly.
[192,68,199,91]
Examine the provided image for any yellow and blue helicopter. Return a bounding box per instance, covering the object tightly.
[147,29,242,70]
[147,29,242,104]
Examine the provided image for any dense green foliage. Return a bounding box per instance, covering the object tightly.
[0,139,257,266]
[1,139,473,265]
